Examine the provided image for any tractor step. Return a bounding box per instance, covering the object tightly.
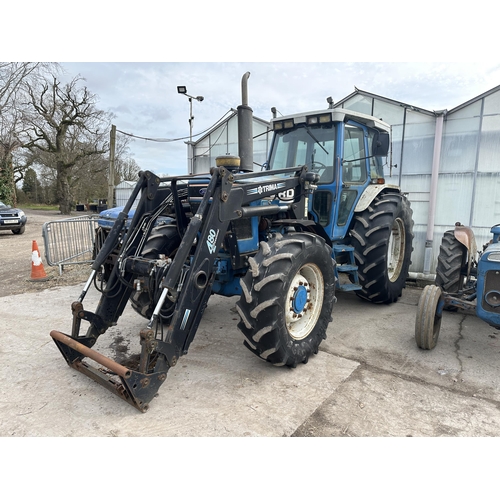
[337,264,357,272]
[332,244,361,291]
[337,283,362,292]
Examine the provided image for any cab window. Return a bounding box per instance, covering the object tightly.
[343,125,367,184]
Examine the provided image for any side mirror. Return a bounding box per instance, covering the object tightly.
[372,131,390,157]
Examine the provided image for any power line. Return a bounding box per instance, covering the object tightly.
[115,109,235,144]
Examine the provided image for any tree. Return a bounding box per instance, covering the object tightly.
[0,63,59,205]
[115,156,141,183]
[20,76,111,214]
[21,167,42,202]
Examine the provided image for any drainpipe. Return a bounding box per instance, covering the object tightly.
[423,110,446,275]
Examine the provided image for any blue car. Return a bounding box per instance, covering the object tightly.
[0,201,27,235]
[97,206,173,229]
[97,206,135,229]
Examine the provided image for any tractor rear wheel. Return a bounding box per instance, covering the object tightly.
[435,230,468,293]
[236,232,336,367]
[350,192,413,304]
[130,224,181,320]
[415,284,444,350]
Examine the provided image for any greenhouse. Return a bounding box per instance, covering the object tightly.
[190,84,500,275]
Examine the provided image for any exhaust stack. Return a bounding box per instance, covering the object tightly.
[237,72,253,172]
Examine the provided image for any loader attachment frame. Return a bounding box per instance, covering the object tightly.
[51,165,319,411]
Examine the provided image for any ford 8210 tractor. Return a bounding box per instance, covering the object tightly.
[50,73,414,411]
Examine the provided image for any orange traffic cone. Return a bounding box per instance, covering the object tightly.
[30,240,49,281]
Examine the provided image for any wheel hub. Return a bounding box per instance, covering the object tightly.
[285,264,324,341]
[292,285,308,314]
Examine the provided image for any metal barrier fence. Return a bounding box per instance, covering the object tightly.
[42,215,100,274]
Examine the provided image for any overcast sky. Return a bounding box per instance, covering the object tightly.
[6,3,498,179]
[57,62,500,178]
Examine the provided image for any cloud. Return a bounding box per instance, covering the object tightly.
[58,62,500,176]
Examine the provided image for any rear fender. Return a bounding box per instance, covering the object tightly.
[454,222,477,277]
[354,184,402,213]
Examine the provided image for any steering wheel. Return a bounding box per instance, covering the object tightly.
[311,161,326,169]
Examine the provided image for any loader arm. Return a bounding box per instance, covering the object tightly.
[51,165,318,412]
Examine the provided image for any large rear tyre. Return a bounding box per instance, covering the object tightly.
[435,230,468,293]
[236,232,336,367]
[130,224,181,319]
[415,285,444,350]
[350,192,413,304]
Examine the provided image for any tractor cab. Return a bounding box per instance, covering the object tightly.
[268,108,390,242]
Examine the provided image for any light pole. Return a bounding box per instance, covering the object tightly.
[177,85,204,173]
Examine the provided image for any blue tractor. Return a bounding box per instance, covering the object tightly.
[415,223,500,349]
[51,73,414,411]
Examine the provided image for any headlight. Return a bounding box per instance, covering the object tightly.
[487,252,500,262]
[306,113,332,126]
[17,210,25,217]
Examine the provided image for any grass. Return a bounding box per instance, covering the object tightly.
[19,203,59,211]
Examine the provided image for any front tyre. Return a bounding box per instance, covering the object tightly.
[236,232,336,367]
[130,224,181,319]
[350,191,414,304]
[415,285,444,350]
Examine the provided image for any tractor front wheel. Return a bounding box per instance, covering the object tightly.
[130,224,181,320]
[236,232,336,367]
[415,284,444,350]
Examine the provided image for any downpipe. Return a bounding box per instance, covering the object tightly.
[423,111,446,274]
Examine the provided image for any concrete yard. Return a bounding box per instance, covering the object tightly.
[2,280,500,438]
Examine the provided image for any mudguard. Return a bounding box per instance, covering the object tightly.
[454,222,477,277]
[354,184,402,213]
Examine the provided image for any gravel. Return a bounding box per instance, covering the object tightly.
[0,209,94,298]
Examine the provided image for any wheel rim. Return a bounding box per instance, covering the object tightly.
[285,263,324,340]
[387,217,406,282]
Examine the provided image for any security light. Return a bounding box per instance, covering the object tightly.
[177,86,187,94]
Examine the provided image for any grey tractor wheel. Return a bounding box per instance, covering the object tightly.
[130,224,181,320]
[435,230,468,293]
[415,284,444,350]
[350,192,414,304]
[236,232,336,367]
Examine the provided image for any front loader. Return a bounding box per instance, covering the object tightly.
[51,73,414,411]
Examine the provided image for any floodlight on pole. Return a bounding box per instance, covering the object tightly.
[178,85,204,173]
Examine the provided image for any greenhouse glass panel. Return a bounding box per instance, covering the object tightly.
[483,89,500,115]
[441,102,481,173]
[387,122,404,181]
[193,155,210,173]
[372,100,405,125]
[434,172,474,227]
[400,173,431,226]
[471,173,500,228]
[227,116,238,153]
[400,110,435,175]
[372,100,406,181]
[478,114,500,173]
[194,137,210,173]
[342,95,373,115]
[211,141,234,160]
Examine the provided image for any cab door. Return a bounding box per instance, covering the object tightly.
[312,121,370,241]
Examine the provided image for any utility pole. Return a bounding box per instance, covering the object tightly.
[108,124,116,208]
